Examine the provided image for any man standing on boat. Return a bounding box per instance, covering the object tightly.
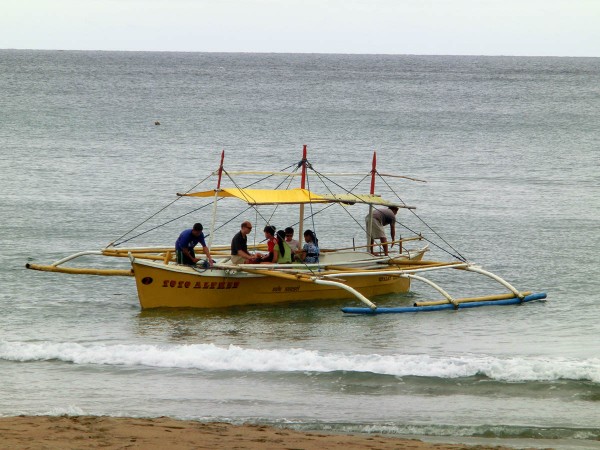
[175,223,213,266]
[230,221,257,264]
[365,206,399,256]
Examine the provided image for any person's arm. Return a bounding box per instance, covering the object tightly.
[390,222,396,247]
[182,248,199,263]
[300,244,307,262]
[236,248,254,260]
[293,248,302,261]
[202,246,213,267]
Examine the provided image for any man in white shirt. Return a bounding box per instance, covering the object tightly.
[365,206,399,256]
[284,227,301,259]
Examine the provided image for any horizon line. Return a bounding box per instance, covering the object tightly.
[1,48,598,59]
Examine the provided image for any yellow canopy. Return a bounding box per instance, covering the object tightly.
[179,188,414,209]
[179,188,328,205]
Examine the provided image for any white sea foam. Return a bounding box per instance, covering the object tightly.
[43,405,87,416]
[1,340,598,383]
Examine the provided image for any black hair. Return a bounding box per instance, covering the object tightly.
[193,223,203,231]
[303,229,318,246]
[284,227,294,234]
[263,225,276,235]
[276,230,286,257]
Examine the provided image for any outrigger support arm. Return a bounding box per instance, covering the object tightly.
[25,250,135,276]
[323,262,527,309]
[312,278,377,310]
[49,250,104,266]
[401,273,457,307]
[462,265,523,298]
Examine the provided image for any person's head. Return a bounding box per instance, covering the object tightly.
[241,221,252,235]
[276,229,286,241]
[304,229,317,244]
[389,206,399,215]
[192,223,203,236]
[263,225,276,237]
[284,227,294,241]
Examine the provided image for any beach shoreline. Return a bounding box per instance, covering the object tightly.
[0,415,526,449]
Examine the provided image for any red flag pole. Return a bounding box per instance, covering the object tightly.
[216,149,225,189]
[370,151,377,194]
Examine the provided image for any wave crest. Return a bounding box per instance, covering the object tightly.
[1,340,598,383]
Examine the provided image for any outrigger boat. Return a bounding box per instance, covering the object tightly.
[26,146,546,313]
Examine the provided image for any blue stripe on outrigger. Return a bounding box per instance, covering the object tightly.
[341,292,547,315]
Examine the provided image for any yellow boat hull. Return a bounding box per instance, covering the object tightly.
[132,259,413,309]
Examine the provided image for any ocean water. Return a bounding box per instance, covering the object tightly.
[1,50,599,449]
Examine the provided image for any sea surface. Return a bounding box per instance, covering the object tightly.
[1,50,599,449]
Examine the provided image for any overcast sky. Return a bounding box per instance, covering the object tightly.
[1,0,599,56]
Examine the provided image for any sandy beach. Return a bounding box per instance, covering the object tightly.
[0,416,526,449]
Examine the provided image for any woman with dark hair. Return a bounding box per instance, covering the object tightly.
[300,229,319,264]
[274,229,293,264]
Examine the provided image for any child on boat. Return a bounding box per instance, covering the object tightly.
[274,230,293,264]
[284,227,301,254]
[300,229,319,264]
[257,226,293,264]
[257,225,278,263]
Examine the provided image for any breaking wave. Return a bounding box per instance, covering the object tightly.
[1,340,599,383]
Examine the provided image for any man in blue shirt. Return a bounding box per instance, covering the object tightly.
[175,223,213,266]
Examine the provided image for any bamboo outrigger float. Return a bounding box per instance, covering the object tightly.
[26,145,546,312]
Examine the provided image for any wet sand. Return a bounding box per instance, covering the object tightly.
[0,415,523,449]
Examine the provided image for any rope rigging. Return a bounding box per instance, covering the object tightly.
[109,155,469,264]
[305,162,469,263]
[109,172,214,247]
[110,162,298,247]
[306,164,371,234]
[376,171,468,262]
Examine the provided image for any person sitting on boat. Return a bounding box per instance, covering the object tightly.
[230,221,257,264]
[300,229,319,264]
[257,225,278,263]
[273,230,293,264]
[365,206,398,256]
[284,227,301,254]
[175,223,213,267]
